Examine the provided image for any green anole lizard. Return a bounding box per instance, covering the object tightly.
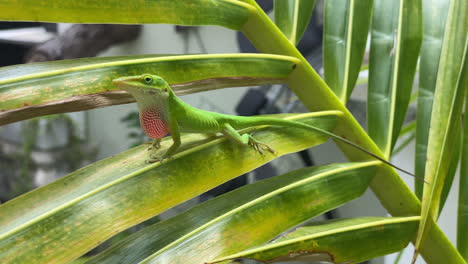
[113,74,414,176]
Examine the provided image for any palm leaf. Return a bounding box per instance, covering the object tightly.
[274,0,316,45]
[210,217,420,263]
[0,0,253,30]
[368,0,422,157]
[459,93,468,260]
[415,0,450,199]
[0,112,339,264]
[323,0,373,103]
[86,162,379,264]
[414,0,468,259]
[0,54,298,125]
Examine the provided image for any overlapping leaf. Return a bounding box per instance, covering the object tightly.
[0,54,299,125]
[0,0,254,30]
[414,0,468,259]
[86,162,379,264]
[368,0,422,158]
[459,94,468,260]
[415,0,450,199]
[274,0,316,45]
[210,217,420,263]
[393,120,416,155]
[0,112,340,264]
[0,0,464,263]
[241,1,463,262]
[323,0,373,103]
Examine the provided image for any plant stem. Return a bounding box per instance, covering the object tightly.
[240,1,464,263]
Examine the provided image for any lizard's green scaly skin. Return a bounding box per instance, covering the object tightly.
[113,74,413,176]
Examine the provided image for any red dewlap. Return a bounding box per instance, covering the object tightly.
[140,107,169,139]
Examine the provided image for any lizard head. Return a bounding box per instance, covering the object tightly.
[112,74,171,96]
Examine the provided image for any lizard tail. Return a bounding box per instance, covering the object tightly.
[232,116,421,180]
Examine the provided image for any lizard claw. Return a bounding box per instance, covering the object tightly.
[147,140,162,151]
[146,154,172,164]
[248,136,276,155]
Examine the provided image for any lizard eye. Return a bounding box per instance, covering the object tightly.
[143,75,153,84]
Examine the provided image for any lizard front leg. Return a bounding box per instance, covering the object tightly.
[222,123,276,155]
[147,111,181,163]
[147,138,162,151]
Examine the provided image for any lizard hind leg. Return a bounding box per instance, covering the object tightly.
[222,123,276,155]
[247,134,276,154]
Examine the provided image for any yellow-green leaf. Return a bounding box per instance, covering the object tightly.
[0,0,254,30]
[86,162,379,264]
[210,217,420,264]
[0,112,339,264]
[459,93,468,260]
[274,0,315,45]
[0,54,299,125]
[439,128,461,212]
[415,0,450,199]
[414,0,468,259]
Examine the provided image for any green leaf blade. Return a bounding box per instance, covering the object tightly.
[0,112,339,264]
[210,217,420,264]
[323,0,373,103]
[87,162,379,264]
[459,93,468,260]
[415,0,451,199]
[368,0,422,157]
[0,0,253,30]
[439,128,461,211]
[0,54,299,125]
[274,0,316,45]
[415,0,468,257]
